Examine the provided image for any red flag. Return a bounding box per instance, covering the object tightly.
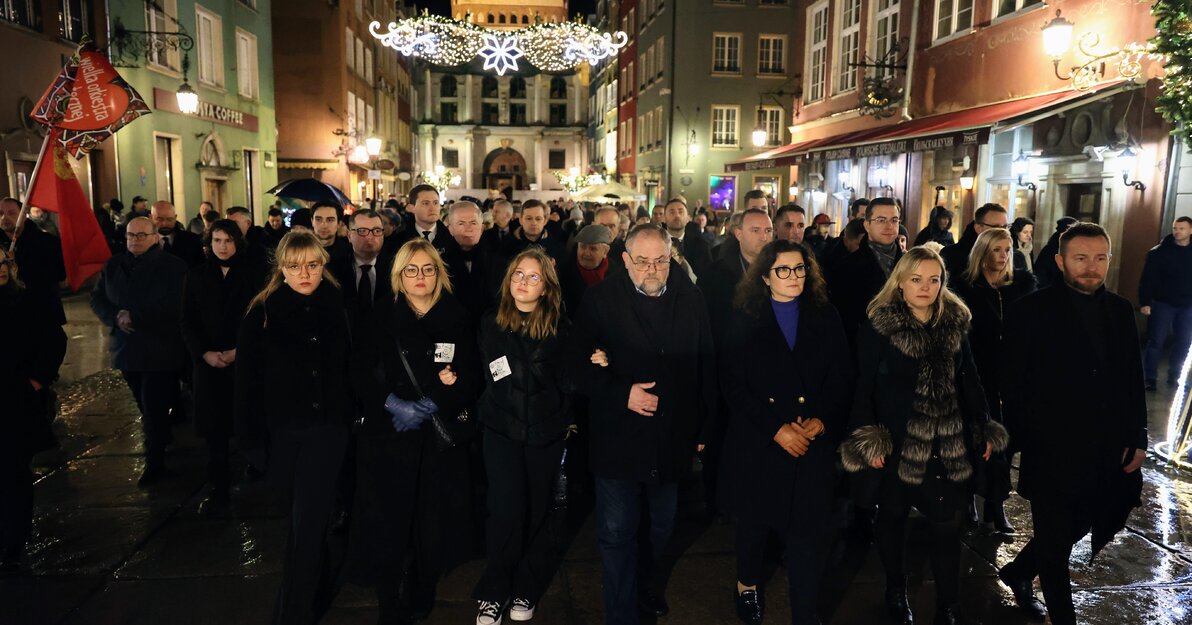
[26,130,111,290]
[30,45,150,158]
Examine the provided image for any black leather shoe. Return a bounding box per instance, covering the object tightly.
[933,606,958,625]
[984,501,1016,533]
[735,588,763,625]
[998,568,1047,621]
[885,584,913,625]
[639,592,669,617]
[964,498,979,528]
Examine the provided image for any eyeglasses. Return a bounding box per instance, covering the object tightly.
[283,261,324,275]
[511,270,543,285]
[402,264,438,278]
[630,257,669,272]
[771,264,807,279]
[353,227,384,237]
[868,217,900,227]
[126,232,156,241]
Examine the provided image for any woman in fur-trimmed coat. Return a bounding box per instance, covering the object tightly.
[839,246,1007,625]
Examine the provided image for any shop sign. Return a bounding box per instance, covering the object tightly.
[804,128,989,162]
[153,88,259,132]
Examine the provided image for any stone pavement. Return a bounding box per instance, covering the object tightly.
[2,294,1191,625]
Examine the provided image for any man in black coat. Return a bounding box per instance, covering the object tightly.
[90,217,189,486]
[572,225,718,623]
[559,224,613,318]
[1138,216,1192,390]
[997,223,1147,625]
[262,207,290,250]
[701,209,773,347]
[330,209,395,337]
[479,198,516,249]
[150,200,205,267]
[311,201,353,262]
[0,197,66,325]
[1033,217,1078,289]
[499,199,565,264]
[940,203,1008,279]
[827,198,903,350]
[397,184,450,251]
[660,198,712,279]
[439,201,502,324]
[594,205,626,273]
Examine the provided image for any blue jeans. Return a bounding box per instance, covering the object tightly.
[1143,301,1192,383]
[594,477,678,625]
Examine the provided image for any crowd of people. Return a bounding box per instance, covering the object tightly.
[0,184,1171,625]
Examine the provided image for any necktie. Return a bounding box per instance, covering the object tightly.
[358,264,372,309]
[421,230,431,240]
[163,237,172,252]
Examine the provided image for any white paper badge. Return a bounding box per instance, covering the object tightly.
[489,356,512,381]
[433,343,456,363]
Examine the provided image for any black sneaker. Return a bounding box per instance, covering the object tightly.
[639,591,669,617]
[476,599,505,625]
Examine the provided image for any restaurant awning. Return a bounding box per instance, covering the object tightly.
[724,82,1132,173]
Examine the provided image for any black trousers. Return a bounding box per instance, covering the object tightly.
[473,432,564,604]
[0,452,32,557]
[1002,497,1095,625]
[875,505,963,608]
[206,435,230,495]
[270,424,349,625]
[121,370,178,467]
[736,515,830,625]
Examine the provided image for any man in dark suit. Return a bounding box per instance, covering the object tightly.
[439,200,502,324]
[330,208,394,327]
[151,200,204,267]
[997,223,1147,625]
[661,197,712,279]
[827,197,903,350]
[90,217,189,486]
[480,198,517,250]
[398,184,449,251]
[0,197,66,325]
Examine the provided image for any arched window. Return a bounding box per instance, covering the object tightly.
[499,14,506,23]
[550,77,567,99]
[521,15,529,24]
[440,75,457,98]
[482,76,499,98]
[486,13,493,23]
[510,77,527,99]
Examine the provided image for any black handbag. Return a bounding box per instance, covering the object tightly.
[391,335,467,451]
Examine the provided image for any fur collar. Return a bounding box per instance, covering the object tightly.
[868,298,970,359]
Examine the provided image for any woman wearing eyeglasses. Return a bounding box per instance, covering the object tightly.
[470,248,574,625]
[717,240,851,625]
[234,231,352,625]
[345,237,480,624]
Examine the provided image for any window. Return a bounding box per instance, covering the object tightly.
[620,67,628,99]
[243,149,258,215]
[146,0,178,71]
[712,33,741,73]
[549,150,566,169]
[196,5,224,87]
[498,13,505,23]
[758,35,785,75]
[654,107,663,148]
[482,103,499,124]
[345,28,354,71]
[995,0,1040,18]
[656,37,665,78]
[154,136,179,205]
[628,61,635,94]
[873,0,900,80]
[238,0,257,8]
[356,95,365,136]
[440,76,457,97]
[347,92,356,134]
[366,103,375,135]
[487,13,494,23]
[510,77,527,99]
[550,77,567,99]
[59,0,87,42]
[759,0,789,4]
[364,48,373,79]
[236,30,258,99]
[637,115,645,151]
[521,14,528,23]
[510,103,527,124]
[355,38,364,76]
[638,53,645,88]
[759,106,783,146]
[935,0,973,40]
[711,105,739,147]
[644,111,653,149]
[836,0,860,93]
[441,148,459,168]
[645,45,654,83]
[440,102,458,123]
[482,76,499,98]
[806,1,829,101]
[550,103,568,125]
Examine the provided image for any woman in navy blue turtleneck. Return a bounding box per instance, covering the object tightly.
[718,240,853,625]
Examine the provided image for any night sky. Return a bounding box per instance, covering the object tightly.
[415,0,598,19]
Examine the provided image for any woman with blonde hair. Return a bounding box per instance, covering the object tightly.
[345,236,480,624]
[840,246,1007,625]
[952,229,1036,533]
[234,231,351,625]
[471,247,575,624]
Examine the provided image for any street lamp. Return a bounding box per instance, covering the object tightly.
[176,80,198,115]
[959,175,975,191]
[839,170,854,194]
[1040,9,1153,91]
[1013,151,1037,190]
[1119,146,1146,191]
[1041,10,1074,59]
[752,126,768,148]
[350,144,370,165]
[365,136,383,157]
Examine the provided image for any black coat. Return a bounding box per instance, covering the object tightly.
[181,254,267,437]
[89,247,188,372]
[234,281,354,451]
[559,257,610,319]
[572,269,718,482]
[162,225,205,267]
[477,313,574,445]
[951,271,1036,424]
[1000,285,1147,502]
[699,253,746,348]
[913,207,956,247]
[1139,234,1192,307]
[1033,233,1063,289]
[499,228,567,265]
[328,252,395,334]
[940,222,977,280]
[439,238,504,325]
[673,223,713,278]
[1,223,66,324]
[827,236,901,349]
[718,299,852,532]
[0,288,66,458]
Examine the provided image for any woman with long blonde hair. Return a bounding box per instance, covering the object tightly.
[840,246,1007,625]
[952,229,1036,533]
[234,231,351,625]
[471,248,573,625]
[345,236,481,624]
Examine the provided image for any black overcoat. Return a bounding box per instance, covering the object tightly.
[163,225,205,267]
[0,288,66,458]
[718,300,852,532]
[476,313,574,446]
[827,236,901,349]
[89,247,188,372]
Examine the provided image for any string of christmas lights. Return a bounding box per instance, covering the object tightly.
[370,13,627,76]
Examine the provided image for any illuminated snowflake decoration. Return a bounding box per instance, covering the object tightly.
[479,35,523,76]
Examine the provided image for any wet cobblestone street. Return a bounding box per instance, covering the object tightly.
[2,294,1190,625]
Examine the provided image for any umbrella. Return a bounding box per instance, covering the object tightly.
[267,178,352,206]
[572,181,640,201]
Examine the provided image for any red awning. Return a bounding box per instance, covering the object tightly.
[724,82,1130,172]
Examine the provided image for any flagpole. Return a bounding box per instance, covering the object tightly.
[7,132,53,254]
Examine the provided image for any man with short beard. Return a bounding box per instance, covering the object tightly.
[998,223,1146,625]
[310,201,352,261]
[774,204,807,245]
[0,197,66,324]
[151,200,204,267]
[571,224,717,624]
